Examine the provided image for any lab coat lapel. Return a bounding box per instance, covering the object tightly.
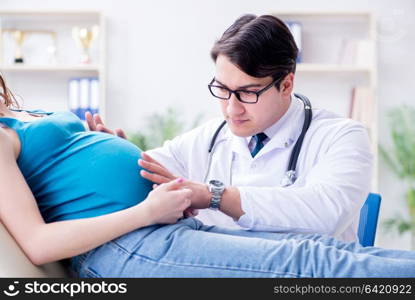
[228,131,252,159]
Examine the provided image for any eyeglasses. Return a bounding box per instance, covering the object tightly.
[208,76,283,104]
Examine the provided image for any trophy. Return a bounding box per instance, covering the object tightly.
[4,29,57,65]
[72,26,99,64]
[12,30,26,63]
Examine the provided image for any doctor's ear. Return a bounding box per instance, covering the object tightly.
[279,73,294,95]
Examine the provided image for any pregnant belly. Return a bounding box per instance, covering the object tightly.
[35,134,153,222]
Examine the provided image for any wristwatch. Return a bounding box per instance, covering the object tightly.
[208,180,225,210]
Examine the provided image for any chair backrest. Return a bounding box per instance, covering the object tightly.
[358,193,382,247]
[0,221,69,277]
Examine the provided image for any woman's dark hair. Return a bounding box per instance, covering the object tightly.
[0,74,19,108]
[211,14,298,90]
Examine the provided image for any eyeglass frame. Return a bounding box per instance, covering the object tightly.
[207,73,287,104]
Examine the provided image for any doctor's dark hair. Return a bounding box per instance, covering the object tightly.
[210,14,298,90]
[0,74,19,108]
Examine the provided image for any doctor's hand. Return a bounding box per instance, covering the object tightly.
[139,153,198,217]
[138,152,177,184]
[141,178,192,225]
[139,153,210,210]
[85,112,127,139]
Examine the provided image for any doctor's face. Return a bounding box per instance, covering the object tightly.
[213,55,293,137]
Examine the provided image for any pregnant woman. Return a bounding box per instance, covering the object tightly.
[1,74,414,278]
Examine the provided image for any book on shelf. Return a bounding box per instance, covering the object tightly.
[285,21,302,63]
[338,39,374,67]
[349,86,374,139]
[68,77,99,120]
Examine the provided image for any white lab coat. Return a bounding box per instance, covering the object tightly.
[147,96,373,242]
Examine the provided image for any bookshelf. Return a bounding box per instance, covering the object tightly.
[0,10,106,121]
[274,11,378,191]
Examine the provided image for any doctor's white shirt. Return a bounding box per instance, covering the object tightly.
[147,96,373,242]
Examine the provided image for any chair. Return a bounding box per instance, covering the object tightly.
[358,193,382,247]
[0,221,69,277]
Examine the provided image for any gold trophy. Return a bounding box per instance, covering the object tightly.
[72,26,99,64]
[12,30,26,63]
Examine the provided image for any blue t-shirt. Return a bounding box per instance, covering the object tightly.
[0,110,152,222]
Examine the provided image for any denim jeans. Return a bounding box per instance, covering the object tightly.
[70,218,415,278]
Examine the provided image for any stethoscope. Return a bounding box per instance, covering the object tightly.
[204,93,312,187]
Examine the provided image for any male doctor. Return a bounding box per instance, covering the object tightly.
[88,14,372,242]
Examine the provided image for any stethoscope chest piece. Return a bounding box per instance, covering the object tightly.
[280,170,297,187]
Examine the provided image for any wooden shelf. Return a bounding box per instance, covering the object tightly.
[297,63,372,73]
[0,64,101,72]
[0,11,101,22]
[0,10,101,15]
[273,11,372,17]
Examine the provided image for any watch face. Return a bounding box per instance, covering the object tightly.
[210,179,224,188]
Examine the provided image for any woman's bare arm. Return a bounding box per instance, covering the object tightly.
[0,129,191,266]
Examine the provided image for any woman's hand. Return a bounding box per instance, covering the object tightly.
[142,178,192,225]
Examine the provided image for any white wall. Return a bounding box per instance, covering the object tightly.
[1,0,415,250]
